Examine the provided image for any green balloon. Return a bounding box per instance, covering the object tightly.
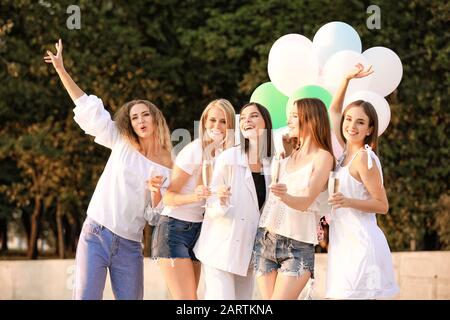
[250,82,289,129]
[286,85,333,118]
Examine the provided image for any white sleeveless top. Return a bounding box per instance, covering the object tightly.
[326,144,399,299]
[259,157,324,245]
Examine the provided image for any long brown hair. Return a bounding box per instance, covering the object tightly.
[114,100,172,152]
[340,100,379,153]
[294,98,334,160]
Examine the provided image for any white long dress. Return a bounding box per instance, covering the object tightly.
[325,145,399,299]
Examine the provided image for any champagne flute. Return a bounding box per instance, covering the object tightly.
[328,171,340,218]
[271,155,282,202]
[145,167,167,225]
[201,160,214,208]
[271,155,282,185]
[222,164,234,208]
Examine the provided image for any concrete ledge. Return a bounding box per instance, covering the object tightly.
[0,251,449,300]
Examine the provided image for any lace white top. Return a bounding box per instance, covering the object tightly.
[259,157,324,245]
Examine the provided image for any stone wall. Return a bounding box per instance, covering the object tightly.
[0,251,449,300]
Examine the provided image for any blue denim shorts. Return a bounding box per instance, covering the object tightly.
[253,228,315,278]
[151,215,202,261]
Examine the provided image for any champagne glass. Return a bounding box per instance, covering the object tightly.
[222,164,234,208]
[201,160,215,208]
[271,155,282,185]
[202,160,214,189]
[271,155,282,202]
[328,171,340,218]
[144,167,167,225]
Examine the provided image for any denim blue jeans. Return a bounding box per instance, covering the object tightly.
[73,217,144,300]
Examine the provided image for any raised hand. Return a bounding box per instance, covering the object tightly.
[346,63,374,81]
[44,39,65,72]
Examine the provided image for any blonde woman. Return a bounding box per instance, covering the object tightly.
[44,40,173,299]
[152,99,236,299]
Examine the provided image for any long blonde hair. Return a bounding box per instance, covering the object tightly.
[198,99,236,158]
[114,100,172,152]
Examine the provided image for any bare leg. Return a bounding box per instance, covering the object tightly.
[271,272,311,300]
[158,258,198,300]
[256,270,277,300]
[193,261,202,288]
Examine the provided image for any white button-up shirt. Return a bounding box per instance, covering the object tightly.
[73,94,171,242]
[194,146,271,276]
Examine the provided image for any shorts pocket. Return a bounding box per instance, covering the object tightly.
[168,217,192,232]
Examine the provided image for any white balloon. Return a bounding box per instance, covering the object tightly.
[363,46,403,97]
[322,50,372,97]
[344,90,391,136]
[312,21,362,67]
[268,34,319,96]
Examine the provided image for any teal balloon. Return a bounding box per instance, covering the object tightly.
[286,85,333,118]
[250,82,289,129]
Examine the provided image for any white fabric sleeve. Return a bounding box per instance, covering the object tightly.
[73,94,120,149]
[175,140,201,175]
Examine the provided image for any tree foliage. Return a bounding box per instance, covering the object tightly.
[0,0,448,257]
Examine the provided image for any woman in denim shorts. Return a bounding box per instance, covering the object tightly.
[152,99,236,299]
[253,98,334,300]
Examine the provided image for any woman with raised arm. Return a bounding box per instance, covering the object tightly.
[44,39,173,300]
[194,102,274,300]
[326,64,399,299]
[151,99,236,299]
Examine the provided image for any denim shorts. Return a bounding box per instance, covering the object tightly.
[151,215,202,261]
[253,228,315,278]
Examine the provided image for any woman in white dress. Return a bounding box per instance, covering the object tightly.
[44,40,173,299]
[326,63,400,299]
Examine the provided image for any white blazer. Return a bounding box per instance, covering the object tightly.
[194,146,271,276]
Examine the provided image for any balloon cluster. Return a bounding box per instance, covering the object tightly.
[250,21,403,156]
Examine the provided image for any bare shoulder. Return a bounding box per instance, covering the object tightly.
[315,148,334,163]
[353,149,378,174]
[313,148,334,169]
[161,150,174,168]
